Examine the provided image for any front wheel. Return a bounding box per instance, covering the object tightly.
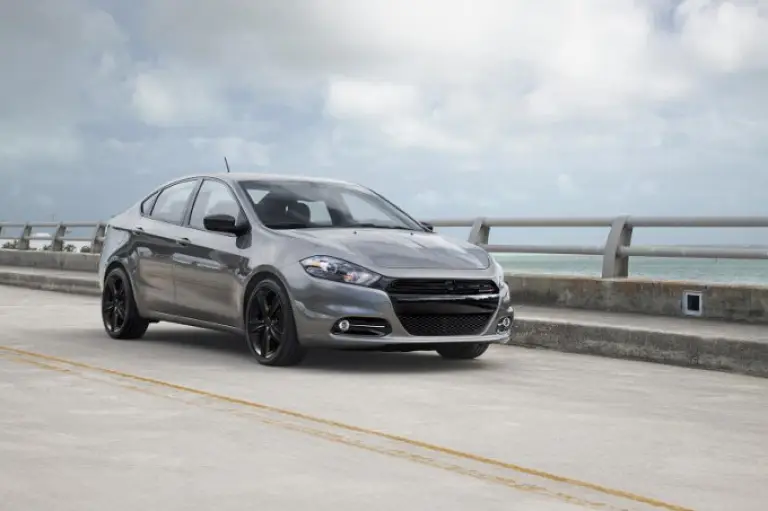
[244,277,306,367]
[101,267,150,339]
[435,342,490,360]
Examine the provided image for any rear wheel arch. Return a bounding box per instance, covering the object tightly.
[103,259,145,314]
[104,260,126,282]
[101,264,150,339]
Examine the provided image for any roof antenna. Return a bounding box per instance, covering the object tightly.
[224,156,231,173]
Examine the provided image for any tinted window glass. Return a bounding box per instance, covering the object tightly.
[188,180,242,230]
[238,179,423,231]
[301,200,331,224]
[150,180,198,224]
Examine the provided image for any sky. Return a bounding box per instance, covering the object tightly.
[1,0,768,245]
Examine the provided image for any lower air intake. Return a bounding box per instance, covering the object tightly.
[397,313,492,336]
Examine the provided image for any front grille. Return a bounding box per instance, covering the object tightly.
[386,279,498,295]
[397,313,492,336]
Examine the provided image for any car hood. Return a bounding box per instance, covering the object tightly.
[281,228,491,270]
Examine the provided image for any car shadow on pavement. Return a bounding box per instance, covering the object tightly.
[130,328,503,374]
[138,328,249,355]
[300,348,500,374]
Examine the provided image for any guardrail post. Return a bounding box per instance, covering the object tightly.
[468,217,490,245]
[90,223,106,254]
[602,216,632,278]
[51,223,67,252]
[18,224,32,251]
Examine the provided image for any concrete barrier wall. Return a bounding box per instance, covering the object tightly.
[0,249,100,272]
[505,274,768,325]
[2,249,766,325]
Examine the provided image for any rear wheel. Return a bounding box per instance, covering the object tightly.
[244,277,306,367]
[101,267,149,339]
[435,342,490,360]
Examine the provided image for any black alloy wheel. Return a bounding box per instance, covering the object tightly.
[101,267,149,339]
[245,277,306,366]
[435,342,490,360]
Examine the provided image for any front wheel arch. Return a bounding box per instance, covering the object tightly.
[241,268,293,325]
[242,273,306,366]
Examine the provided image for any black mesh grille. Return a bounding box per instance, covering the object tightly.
[397,313,492,336]
[387,279,498,295]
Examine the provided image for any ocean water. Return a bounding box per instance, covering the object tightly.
[491,253,768,286]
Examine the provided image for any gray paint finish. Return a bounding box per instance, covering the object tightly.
[98,172,513,348]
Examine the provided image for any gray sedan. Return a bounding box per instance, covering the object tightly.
[98,173,514,366]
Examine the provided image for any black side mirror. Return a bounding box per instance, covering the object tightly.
[420,222,434,232]
[203,214,249,236]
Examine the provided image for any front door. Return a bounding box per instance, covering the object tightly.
[172,178,251,328]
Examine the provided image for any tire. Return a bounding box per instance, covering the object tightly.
[244,276,306,367]
[101,266,150,340]
[435,342,490,360]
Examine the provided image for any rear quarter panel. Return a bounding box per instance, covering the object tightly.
[97,209,143,302]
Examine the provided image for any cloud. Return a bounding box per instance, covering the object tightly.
[1,0,768,241]
[131,70,227,128]
[189,137,271,167]
[556,174,579,197]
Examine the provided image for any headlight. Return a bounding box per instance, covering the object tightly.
[300,255,381,286]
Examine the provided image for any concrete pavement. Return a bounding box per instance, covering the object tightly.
[1,286,767,510]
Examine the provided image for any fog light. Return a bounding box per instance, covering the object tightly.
[337,319,351,332]
[496,316,512,333]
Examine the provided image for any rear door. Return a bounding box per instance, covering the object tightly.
[172,178,251,328]
[138,178,200,315]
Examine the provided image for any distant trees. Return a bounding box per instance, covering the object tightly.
[41,244,77,252]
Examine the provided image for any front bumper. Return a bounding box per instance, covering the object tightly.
[284,265,514,348]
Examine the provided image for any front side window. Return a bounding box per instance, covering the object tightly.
[238,179,423,231]
[149,180,198,224]
[140,191,159,215]
[188,180,242,230]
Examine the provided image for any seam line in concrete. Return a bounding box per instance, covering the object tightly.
[0,345,695,511]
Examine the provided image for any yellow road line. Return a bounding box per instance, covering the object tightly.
[0,351,621,511]
[0,345,695,511]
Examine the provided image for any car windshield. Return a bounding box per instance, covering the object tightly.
[237,179,426,231]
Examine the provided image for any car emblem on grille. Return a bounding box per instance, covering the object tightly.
[445,280,455,291]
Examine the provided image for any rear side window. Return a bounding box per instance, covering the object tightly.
[149,180,198,224]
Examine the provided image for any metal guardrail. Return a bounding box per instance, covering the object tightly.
[0,222,106,254]
[2,217,768,278]
[423,216,768,278]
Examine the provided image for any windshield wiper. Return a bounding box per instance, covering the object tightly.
[348,223,415,230]
[264,222,312,229]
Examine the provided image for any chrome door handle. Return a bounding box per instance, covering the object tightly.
[176,237,190,246]
[132,227,144,236]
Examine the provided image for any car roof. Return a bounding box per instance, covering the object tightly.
[174,172,359,187]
